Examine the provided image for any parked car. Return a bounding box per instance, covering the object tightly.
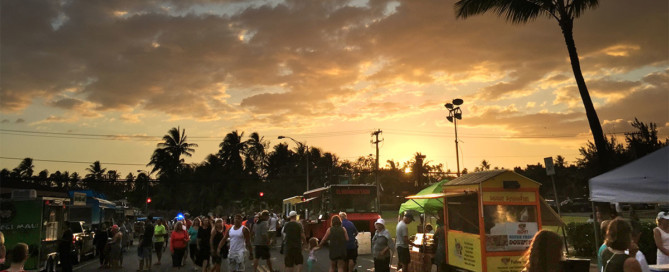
[620,203,654,211]
[68,221,95,264]
[545,199,559,212]
[560,198,591,212]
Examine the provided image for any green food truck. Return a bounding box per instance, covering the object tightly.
[1,190,69,272]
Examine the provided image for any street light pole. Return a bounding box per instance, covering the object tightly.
[445,99,464,176]
[278,136,309,191]
[137,170,150,214]
[454,113,460,177]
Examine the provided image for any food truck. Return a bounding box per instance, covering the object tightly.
[282,196,302,218]
[406,170,564,272]
[0,190,70,272]
[300,184,379,239]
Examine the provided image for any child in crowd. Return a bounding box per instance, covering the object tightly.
[306,237,320,272]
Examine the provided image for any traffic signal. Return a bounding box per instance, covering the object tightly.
[259,192,264,197]
[146,197,152,203]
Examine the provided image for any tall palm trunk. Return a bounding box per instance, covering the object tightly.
[560,19,609,170]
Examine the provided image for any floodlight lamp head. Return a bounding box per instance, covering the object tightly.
[446,116,454,123]
[454,113,462,119]
[445,103,453,109]
[453,98,463,106]
[278,136,285,139]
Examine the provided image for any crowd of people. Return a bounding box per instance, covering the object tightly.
[128,210,371,272]
[1,206,666,272]
[134,211,284,272]
[520,210,669,272]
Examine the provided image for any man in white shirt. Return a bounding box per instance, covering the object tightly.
[268,212,278,247]
[396,212,416,272]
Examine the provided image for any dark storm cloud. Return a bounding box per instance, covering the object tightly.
[1,0,666,128]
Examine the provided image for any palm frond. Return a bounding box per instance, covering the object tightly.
[569,0,598,18]
[455,0,551,24]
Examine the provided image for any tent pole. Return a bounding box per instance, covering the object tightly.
[410,199,426,211]
[591,201,600,254]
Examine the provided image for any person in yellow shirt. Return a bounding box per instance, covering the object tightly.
[154,219,168,265]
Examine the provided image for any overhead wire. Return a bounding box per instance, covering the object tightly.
[0,128,635,141]
[0,156,146,166]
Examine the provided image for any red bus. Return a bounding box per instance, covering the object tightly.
[298,184,379,239]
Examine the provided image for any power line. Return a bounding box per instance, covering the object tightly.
[384,129,635,139]
[0,128,639,145]
[0,129,372,141]
[0,156,146,166]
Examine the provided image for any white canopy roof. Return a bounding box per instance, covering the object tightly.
[589,146,669,203]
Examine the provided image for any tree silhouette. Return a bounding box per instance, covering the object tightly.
[475,159,491,172]
[70,172,81,189]
[13,157,34,180]
[455,0,609,169]
[411,153,433,187]
[85,161,106,181]
[243,132,268,178]
[37,169,49,186]
[148,127,198,177]
[625,118,667,159]
[218,130,245,175]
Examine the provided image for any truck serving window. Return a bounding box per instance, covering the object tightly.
[447,194,479,234]
[329,190,377,213]
[483,205,538,252]
[43,207,64,241]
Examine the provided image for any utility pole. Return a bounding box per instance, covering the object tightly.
[371,129,383,213]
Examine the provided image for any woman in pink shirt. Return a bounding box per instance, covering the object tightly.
[171,221,190,269]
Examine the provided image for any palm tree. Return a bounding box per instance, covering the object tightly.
[70,172,81,188]
[454,0,609,169]
[218,130,245,175]
[12,157,34,179]
[86,161,106,181]
[148,127,198,177]
[475,159,492,172]
[244,132,268,178]
[411,153,428,188]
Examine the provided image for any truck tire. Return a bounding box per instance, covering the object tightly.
[45,256,55,272]
[75,248,82,264]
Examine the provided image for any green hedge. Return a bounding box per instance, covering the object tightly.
[565,221,657,264]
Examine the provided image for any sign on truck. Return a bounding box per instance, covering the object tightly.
[1,191,69,272]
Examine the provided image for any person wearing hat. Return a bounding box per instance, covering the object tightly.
[396,212,417,272]
[654,211,669,265]
[283,211,306,272]
[372,218,395,272]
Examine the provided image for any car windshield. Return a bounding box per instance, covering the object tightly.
[69,222,84,233]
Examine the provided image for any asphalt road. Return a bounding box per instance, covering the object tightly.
[71,238,407,272]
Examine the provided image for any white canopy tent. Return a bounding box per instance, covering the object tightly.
[589,146,669,203]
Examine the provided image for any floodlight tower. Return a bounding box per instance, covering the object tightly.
[445,98,464,176]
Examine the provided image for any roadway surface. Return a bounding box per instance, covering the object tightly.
[71,237,415,272]
[69,239,600,272]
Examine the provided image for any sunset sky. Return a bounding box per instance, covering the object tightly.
[1,0,667,177]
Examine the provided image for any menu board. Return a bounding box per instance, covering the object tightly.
[486,222,538,252]
[487,256,525,272]
[448,231,482,272]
